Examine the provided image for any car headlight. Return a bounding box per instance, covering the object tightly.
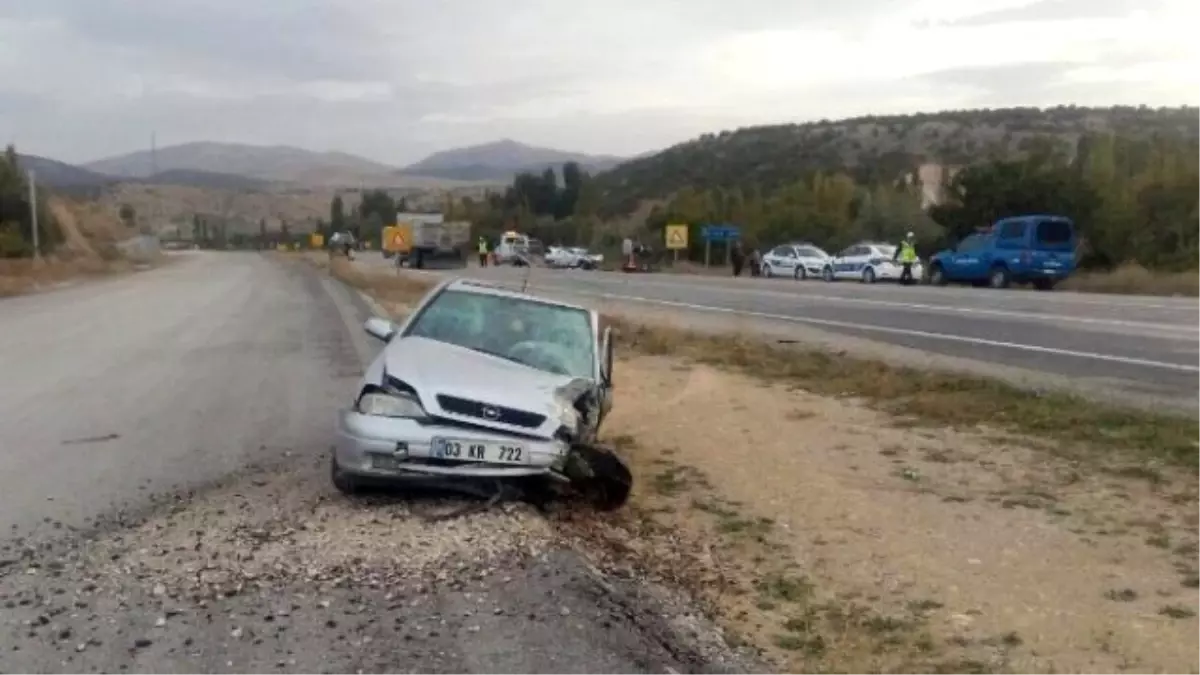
[357,391,426,418]
[553,400,580,430]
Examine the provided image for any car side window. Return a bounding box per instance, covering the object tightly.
[781,247,798,258]
[796,247,817,258]
[998,221,1026,240]
[768,246,789,258]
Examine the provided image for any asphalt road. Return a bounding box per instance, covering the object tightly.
[362,253,1199,409]
[0,252,740,673]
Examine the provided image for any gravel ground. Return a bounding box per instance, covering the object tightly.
[0,252,754,674]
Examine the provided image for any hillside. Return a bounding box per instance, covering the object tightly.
[82,141,401,186]
[16,154,116,190]
[401,139,626,181]
[101,183,335,238]
[592,105,1200,216]
[140,169,270,191]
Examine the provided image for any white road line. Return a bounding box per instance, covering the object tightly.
[588,270,1199,312]
[613,277,1199,335]
[544,286,1200,374]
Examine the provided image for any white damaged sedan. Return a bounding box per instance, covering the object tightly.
[332,278,630,508]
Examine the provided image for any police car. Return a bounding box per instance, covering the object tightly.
[820,241,923,283]
[760,242,830,280]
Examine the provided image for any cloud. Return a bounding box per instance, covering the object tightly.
[1,0,1195,166]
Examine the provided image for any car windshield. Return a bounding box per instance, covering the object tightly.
[404,289,596,379]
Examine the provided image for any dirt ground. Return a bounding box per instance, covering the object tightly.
[581,355,1199,673]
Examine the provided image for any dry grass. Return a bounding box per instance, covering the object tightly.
[318,260,1196,473]
[315,258,1199,672]
[1061,263,1198,296]
[0,196,157,298]
[0,257,135,297]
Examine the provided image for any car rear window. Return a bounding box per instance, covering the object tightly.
[1035,219,1073,245]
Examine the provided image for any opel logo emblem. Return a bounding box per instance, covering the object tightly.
[482,406,500,420]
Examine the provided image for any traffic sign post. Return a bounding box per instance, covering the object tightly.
[699,224,740,267]
[665,224,688,264]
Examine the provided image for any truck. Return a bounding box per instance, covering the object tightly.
[381,212,472,269]
[492,231,545,266]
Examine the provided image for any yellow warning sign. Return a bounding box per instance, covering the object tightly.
[310,233,325,249]
[382,224,412,253]
[665,224,688,250]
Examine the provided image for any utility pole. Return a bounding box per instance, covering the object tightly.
[27,168,40,259]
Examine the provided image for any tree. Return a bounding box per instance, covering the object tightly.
[330,195,345,232]
[0,144,60,257]
[118,203,136,226]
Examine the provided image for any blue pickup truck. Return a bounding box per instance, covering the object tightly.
[927,215,1078,290]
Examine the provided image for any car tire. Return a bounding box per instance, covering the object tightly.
[822,266,834,282]
[988,265,1011,289]
[330,455,361,496]
[794,265,807,281]
[1032,278,1057,291]
[762,263,773,278]
[930,264,948,286]
[862,267,876,284]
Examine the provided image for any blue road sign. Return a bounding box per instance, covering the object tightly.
[700,224,741,242]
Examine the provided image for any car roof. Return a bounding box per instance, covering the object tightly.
[441,278,592,313]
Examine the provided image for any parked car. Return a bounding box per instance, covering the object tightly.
[545,246,601,270]
[928,215,1077,290]
[820,242,923,283]
[760,242,831,280]
[332,278,631,509]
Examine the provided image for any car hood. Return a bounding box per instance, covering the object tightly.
[382,336,589,438]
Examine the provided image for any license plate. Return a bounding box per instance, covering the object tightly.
[432,438,527,464]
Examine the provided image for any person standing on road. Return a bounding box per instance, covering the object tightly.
[893,231,918,285]
[477,236,489,267]
[731,241,745,277]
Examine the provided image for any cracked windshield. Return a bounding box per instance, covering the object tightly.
[0,0,1196,673]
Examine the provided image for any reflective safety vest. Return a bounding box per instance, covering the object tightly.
[478,239,488,253]
[898,240,917,263]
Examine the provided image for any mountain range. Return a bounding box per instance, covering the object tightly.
[13,139,632,192]
[397,139,627,181]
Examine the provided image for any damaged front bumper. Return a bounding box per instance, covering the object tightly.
[334,409,570,481]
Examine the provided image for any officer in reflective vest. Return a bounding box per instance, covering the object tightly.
[893,231,918,285]
[477,236,489,267]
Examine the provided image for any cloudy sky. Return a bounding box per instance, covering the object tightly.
[1,0,1195,166]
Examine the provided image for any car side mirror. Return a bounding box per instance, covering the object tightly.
[363,316,397,342]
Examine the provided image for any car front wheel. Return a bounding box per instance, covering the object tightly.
[794,265,807,280]
[930,264,948,286]
[988,265,1011,289]
[762,263,773,278]
[330,454,361,495]
[862,267,876,284]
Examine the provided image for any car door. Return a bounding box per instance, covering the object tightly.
[763,246,789,273]
[775,246,799,274]
[944,235,982,279]
[830,247,851,277]
[837,246,865,277]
